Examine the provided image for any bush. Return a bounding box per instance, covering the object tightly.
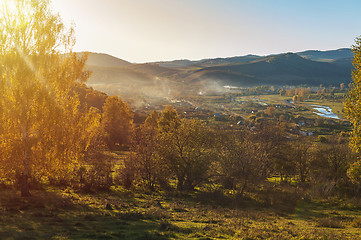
[351,218,361,228]
[318,136,327,143]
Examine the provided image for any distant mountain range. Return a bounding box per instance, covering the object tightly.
[297,48,353,62]
[83,49,354,98]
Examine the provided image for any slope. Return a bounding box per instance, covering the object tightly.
[185,53,351,87]
[297,48,353,62]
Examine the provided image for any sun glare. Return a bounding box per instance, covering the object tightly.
[0,0,17,18]
[2,0,16,9]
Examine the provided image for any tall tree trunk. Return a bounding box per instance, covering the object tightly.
[20,173,31,197]
[21,124,31,197]
[21,147,31,197]
[184,176,195,191]
[300,169,306,182]
[177,175,185,190]
[240,180,247,198]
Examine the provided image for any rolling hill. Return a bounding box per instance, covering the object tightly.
[189,53,351,87]
[83,49,353,98]
[81,52,132,68]
[297,48,353,62]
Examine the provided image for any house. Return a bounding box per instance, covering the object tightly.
[299,130,314,136]
[214,113,222,119]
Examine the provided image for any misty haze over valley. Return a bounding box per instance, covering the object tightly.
[84,48,353,107]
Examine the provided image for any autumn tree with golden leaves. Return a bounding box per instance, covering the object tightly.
[345,36,361,184]
[102,96,134,150]
[0,0,100,196]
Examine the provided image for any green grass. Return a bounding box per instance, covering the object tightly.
[238,94,293,104]
[235,94,345,119]
[1,188,361,239]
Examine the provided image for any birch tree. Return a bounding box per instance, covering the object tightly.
[0,0,100,196]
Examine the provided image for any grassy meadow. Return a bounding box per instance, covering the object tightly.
[1,187,361,239]
[0,90,355,240]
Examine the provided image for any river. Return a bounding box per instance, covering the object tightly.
[312,105,340,120]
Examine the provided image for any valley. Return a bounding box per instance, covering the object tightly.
[2,1,361,239]
[84,48,353,105]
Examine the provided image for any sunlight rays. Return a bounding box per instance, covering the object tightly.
[0,0,43,85]
[0,0,16,17]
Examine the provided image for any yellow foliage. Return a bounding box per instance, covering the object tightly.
[0,0,100,191]
[102,96,133,150]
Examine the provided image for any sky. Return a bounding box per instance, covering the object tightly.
[51,0,361,63]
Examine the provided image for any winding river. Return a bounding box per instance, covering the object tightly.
[312,105,340,120]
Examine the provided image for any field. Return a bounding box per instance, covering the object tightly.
[1,187,361,240]
[172,91,350,137]
[0,89,355,240]
[227,94,345,120]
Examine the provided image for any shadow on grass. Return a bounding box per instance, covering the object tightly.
[191,184,305,215]
[0,189,173,240]
[294,200,331,220]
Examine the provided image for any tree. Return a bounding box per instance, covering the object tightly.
[85,88,107,110]
[345,36,361,153]
[158,106,180,133]
[279,89,286,96]
[102,96,133,150]
[345,36,361,185]
[265,106,276,116]
[158,117,215,191]
[74,84,108,111]
[340,83,345,91]
[124,111,164,190]
[288,139,312,182]
[217,124,286,196]
[77,124,113,192]
[144,110,160,128]
[0,0,100,196]
[312,143,356,184]
[217,130,265,196]
[217,130,261,195]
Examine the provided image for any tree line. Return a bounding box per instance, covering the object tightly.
[110,106,357,198]
[1,0,361,200]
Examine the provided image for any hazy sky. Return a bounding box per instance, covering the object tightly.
[52,0,361,63]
